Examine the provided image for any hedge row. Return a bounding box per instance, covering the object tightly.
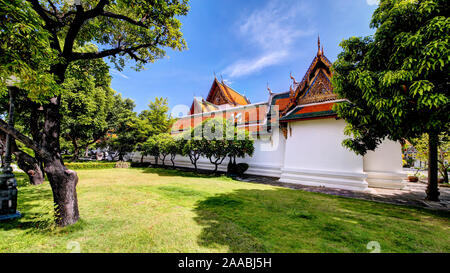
[65,162,117,169]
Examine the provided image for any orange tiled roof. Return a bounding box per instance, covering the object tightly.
[217,81,250,105]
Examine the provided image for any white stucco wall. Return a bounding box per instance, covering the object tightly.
[363,139,407,189]
[279,118,369,191]
[242,130,285,177]
[132,132,285,177]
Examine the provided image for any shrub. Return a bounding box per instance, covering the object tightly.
[235,163,249,176]
[130,162,151,168]
[65,162,116,169]
[115,161,131,168]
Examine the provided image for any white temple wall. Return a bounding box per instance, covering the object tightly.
[241,131,286,178]
[132,118,406,192]
[363,140,407,189]
[131,135,285,177]
[279,118,369,191]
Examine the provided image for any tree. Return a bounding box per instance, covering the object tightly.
[168,137,181,167]
[226,128,254,175]
[0,0,189,226]
[332,0,449,201]
[180,136,202,172]
[141,135,159,166]
[411,133,449,184]
[156,133,173,167]
[106,102,140,161]
[200,118,233,174]
[0,88,46,185]
[139,97,174,135]
[134,97,175,160]
[60,48,114,160]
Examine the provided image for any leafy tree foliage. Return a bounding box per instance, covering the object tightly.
[411,133,449,183]
[140,135,160,166]
[0,0,190,226]
[332,0,449,201]
[179,117,254,174]
[139,97,174,135]
[60,47,114,160]
[200,118,233,173]
[156,133,174,166]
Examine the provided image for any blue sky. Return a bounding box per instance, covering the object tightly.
[109,0,379,115]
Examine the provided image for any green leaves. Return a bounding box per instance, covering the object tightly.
[332,0,449,155]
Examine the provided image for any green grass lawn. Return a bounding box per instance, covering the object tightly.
[1,168,449,253]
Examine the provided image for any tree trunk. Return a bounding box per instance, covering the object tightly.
[140,154,144,163]
[44,159,79,226]
[426,131,440,201]
[84,146,89,157]
[171,154,175,167]
[160,155,166,166]
[72,139,79,161]
[439,163,449,184]
[15,148,45,185]
[42,96,80,226]
[0,132,44,185]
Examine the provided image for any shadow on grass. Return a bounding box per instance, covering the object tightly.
[0,183,55,232]
[193,188,450,253]
[138,166,228,179]
[1,182,87,234]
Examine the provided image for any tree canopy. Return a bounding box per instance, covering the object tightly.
[0,0,190,226]
[332,0,449,201]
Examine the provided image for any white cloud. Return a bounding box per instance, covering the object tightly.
[110,68,129,79]
[366,0,379,6]
[223,0,315,78]
[222,78,233,85]
[224,51,288,78]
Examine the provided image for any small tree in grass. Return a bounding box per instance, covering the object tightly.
[201,118,234,174]
[227,129,255,175]
[156,133,173,167]
[169,137,182,167]
[141,136,159,166]
[181,138,203,172]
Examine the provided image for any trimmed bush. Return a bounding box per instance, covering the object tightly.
[115,161,131,168]
[235,163,249,176]
[65,162,116,170]
[130,162,151,168]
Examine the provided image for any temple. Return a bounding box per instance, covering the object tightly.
[141,39,406,192]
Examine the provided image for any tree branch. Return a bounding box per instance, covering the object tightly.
[100,11,147,28]
[27,0,57,26]
[62,0,109,58]
[0,119,51,161]
[27,0,62,53]
[70,38,160,61]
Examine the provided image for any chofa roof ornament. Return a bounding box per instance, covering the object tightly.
[290,72,298,85]
[267,82,273,96]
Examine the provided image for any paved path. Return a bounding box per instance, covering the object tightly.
[236,175,450,211]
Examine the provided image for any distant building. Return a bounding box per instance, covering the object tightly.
[137,39,406,191]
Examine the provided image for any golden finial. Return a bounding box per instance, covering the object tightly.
[318,35,321,51]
